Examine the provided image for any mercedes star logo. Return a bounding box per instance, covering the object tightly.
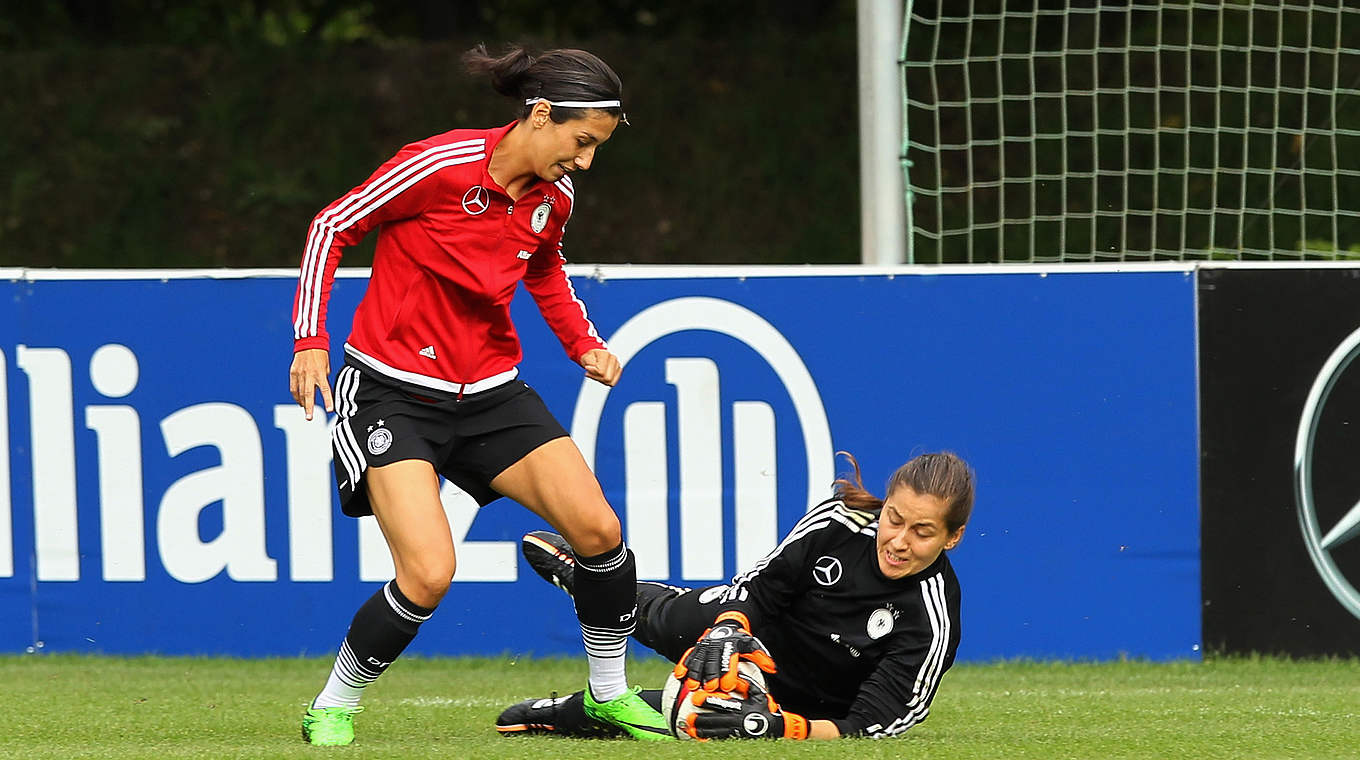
[1294,325,1360,620]
[812,555,843,587]
[461,185,490,215]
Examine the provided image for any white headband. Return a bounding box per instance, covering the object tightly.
[525,97,622,108]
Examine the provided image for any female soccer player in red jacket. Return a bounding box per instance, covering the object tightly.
[289,44,668,745]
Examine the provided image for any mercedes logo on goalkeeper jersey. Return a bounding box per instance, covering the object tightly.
[1295,324,1360,621]
[812,556,843,587]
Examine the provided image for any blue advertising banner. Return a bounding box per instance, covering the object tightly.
[0,267,1200,661]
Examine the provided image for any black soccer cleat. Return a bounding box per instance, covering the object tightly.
[496,691,625,738]
[522,530,577,597]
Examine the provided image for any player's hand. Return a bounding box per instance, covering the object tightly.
[672,613,776,693]
[580,348,622,387]
[289,348,333,421]
[683,681,808,740]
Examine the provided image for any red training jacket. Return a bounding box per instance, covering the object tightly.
[291,121,606,392]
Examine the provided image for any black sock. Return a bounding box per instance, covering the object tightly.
[572,541,637,701]
[313,580,435,708]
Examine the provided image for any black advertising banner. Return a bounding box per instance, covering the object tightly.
[1200,267,1360,656]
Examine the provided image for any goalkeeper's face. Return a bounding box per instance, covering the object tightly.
[875,486,965,580]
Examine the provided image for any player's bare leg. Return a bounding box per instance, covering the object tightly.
[303,460,449,746]
[367,460,456,608]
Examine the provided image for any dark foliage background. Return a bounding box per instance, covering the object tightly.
[1,1,859,267]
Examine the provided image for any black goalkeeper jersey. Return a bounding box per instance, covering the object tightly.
[717,498,962,738]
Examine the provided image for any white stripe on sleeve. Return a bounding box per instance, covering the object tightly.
[871,573,952,738]
[294,140,486,340]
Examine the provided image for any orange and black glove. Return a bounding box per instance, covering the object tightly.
[684,680,809,740]
[672,611,777,692]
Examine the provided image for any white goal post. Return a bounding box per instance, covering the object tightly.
[858,0,908,265]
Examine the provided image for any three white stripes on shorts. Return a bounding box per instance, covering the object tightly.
[331,365,365,491]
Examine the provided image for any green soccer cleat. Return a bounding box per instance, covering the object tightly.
[582,686,673,741]
[301,704,363,746]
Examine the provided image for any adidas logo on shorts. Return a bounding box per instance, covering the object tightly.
[419,345,437,360]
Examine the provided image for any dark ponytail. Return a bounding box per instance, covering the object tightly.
[833,451,886,512]
[463,45,536,99]
[463,44,626,124]
[834,451,976,534]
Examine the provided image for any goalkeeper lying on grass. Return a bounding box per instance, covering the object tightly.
[498,451,974,740]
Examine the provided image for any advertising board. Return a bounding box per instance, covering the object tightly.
[0,267,1200,660]
[1199,266,1360,656]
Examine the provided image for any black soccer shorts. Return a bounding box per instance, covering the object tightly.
[329,361,569,517]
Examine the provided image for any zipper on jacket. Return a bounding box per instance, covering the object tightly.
[497,198,514,246]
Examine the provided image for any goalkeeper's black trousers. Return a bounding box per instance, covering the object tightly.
[631,581,731,662]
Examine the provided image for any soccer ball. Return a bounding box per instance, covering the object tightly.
[660,659,769,740]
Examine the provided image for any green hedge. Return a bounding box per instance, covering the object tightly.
[1,33,859,268]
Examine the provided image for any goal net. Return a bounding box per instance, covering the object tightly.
[900,1,1360,263]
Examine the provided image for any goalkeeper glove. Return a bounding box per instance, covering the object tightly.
[672,611,776,692]
[684,682,809,740]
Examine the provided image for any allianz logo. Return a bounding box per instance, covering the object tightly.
[0,343,505,585]
[0,343,404,585]
[0,297,831,586]
[572,296,834,581]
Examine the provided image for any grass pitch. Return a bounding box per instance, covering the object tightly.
[4,654,1357,759]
